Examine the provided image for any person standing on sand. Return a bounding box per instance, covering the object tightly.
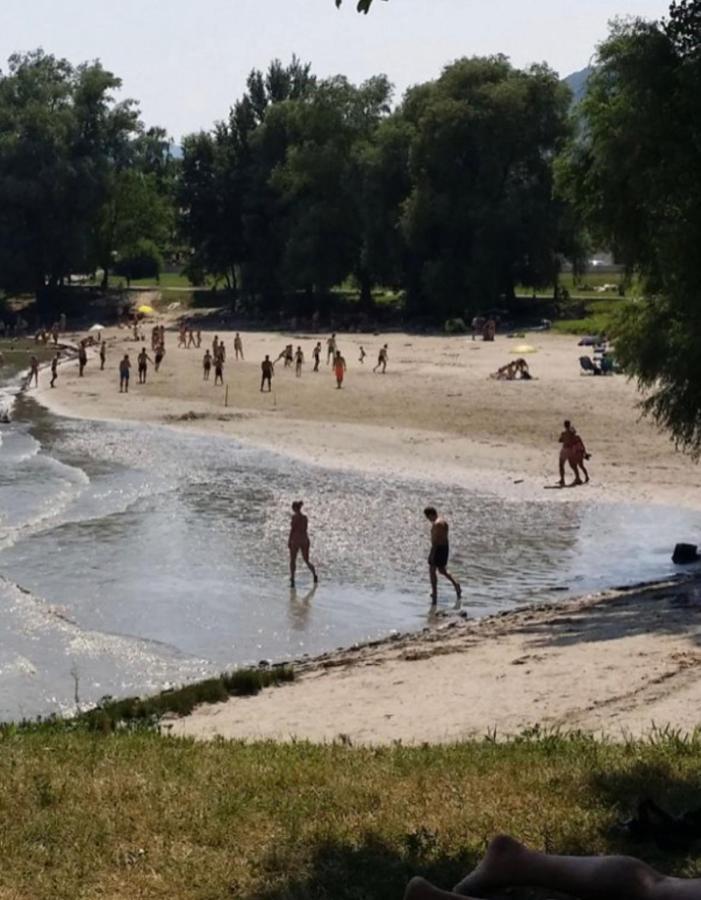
[137,347,153,384]
[288,501,318,589]
[78,342,88,377]
[312,342,321,372]
[558,420,579,487]
[295,346,304,377]
[326,333,337,365]
[28,355,39,388]
[261,355,274,392]
[119,354,131,393]
[154,343,165,372]
[373,344,388,374]
[333,350,347,389]
[50,352,60,388]
[214,353,224,386]
[203,350,212,381]
[359,346,366,364]
[424,507,461,606]
[234,333,244,360]
[570,427,590,485]
[99,341,106,370]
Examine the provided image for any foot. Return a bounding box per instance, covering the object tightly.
[453,835,527,896]
[572,478,583,486]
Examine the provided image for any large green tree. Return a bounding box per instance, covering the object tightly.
[559,2,701,453]
[0,51,140,299]
[399,57,572,319]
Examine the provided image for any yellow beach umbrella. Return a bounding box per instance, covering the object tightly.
[137,305,155,315]
[511,343,537,354]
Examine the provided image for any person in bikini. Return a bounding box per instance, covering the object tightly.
[288,500,318,589]
[405,833,701,900]
[570,427,591,484]
[424,507,461,606]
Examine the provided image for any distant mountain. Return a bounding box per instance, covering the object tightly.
[563,66,593,105]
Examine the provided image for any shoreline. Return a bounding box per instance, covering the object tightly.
[168,574,701,744]
[16,325,701,741]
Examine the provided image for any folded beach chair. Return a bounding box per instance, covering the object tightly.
[579,355,602,375]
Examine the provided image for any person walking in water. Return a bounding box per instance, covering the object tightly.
[50,352,60,388]
[119,354,131,393]
[234,332,244,360]
[333,350,347,389]
[294,346,304,377]
[261,355,274,392]
[288,500,318,589]
[373,344,388,374]
[137,347,153,384]
[424,507,461,606]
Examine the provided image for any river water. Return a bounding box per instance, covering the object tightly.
[0,352,698,721]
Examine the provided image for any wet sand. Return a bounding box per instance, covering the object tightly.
[169,577,701,744]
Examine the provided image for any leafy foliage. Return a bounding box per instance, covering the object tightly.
[559,5,701,453]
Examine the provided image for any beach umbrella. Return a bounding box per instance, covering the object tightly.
[88,324,105,332]
[511,343,537,354]
[137,305,155,315]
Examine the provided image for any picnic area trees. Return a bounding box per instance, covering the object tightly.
[560,3,701,453]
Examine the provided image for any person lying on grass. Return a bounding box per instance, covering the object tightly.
[404,834,701,900]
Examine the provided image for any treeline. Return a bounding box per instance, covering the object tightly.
[0,50,583,321]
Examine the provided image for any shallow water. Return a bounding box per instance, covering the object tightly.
[0,360,699,721]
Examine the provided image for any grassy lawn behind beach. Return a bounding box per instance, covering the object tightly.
[3,726,701,899]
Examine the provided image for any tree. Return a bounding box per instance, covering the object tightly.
[0,51,140,300]
[559,5,701,453]
[399,57,572,319]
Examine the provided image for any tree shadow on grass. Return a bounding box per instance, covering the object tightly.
[247,833,560,900]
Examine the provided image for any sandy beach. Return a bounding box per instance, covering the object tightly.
[34,321,701,508]
[32,316,701,740]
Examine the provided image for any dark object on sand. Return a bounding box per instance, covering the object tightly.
[672,543,700,564]
[617,798,701,851]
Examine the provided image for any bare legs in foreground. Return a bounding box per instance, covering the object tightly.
[404,835,700,900]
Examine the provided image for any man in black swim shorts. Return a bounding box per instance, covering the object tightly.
[424,507,462,607]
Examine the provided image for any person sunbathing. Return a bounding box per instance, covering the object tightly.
[404,834,701,900]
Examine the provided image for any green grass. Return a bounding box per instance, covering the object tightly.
[550,295,623,336]
[1,729,701,898]
[80,666,294,733]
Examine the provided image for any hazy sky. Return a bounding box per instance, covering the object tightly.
[1,0,671,140]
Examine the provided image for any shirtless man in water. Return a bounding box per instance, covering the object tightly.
[405,833,701,900]
[424,507,461,606]
[288,501,318,589]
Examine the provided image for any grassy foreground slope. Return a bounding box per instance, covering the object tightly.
[2,728,701,899]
